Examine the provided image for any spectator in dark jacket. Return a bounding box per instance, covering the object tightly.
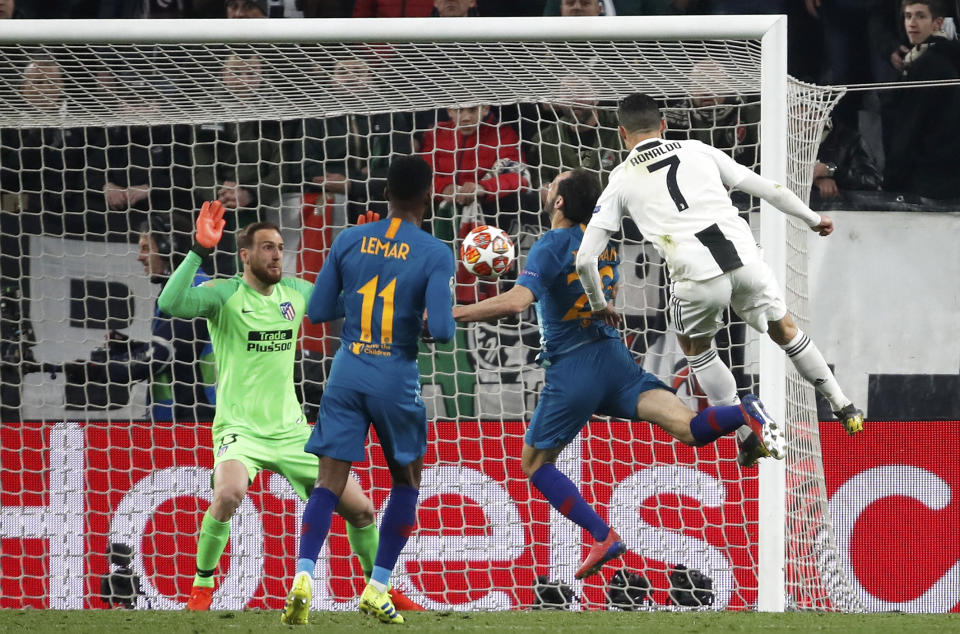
[812,116,883,200]
[305,58,413,223]
[882,0,960,200]
[190,51,282,275]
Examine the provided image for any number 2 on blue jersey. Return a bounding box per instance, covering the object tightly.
[562,265,615,322]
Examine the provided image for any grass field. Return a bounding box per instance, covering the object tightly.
[1,609,958,633]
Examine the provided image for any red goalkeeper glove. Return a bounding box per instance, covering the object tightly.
[356,210,380,225]
[195,200,226,249]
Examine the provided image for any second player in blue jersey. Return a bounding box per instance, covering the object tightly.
[453,168,786,582]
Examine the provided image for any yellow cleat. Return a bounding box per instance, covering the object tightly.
[280,571,312,625]
[834,404,864,435]
[359,583,405,624]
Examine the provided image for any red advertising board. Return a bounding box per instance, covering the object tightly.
[0,421,956,612]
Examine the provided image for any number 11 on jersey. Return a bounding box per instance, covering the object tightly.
[357,275,396,344]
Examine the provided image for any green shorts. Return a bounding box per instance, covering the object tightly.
[212,424,318,501]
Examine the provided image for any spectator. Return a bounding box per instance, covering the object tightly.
[421,104,529,222]
[550,0,602,15]
[803,0,899,136]
[433,0,478,15]
[305,57,413,223]
[134,213,217,422]
[190,51,282,275]
[664,94,760,170]
[662,61,760,172]
[352,0,434,17]
[225,0,267,17]
[811,115,883,201]
[882,0,960,200]
[531,76,622,193]
[421,104,532,301]
[84,62,194,241]
[301,0,353,16]
[1,55,85,238]
[0,0,22,19]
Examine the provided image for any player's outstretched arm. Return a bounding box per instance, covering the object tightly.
[157,201,228,319]
[452,285,535,323]
[704,143,826,231]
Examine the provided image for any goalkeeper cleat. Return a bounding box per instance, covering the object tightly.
[740,394,786,460]
[736,430,770,468]
[359,583,405,624]
[389,588,425,611]
[834,403,864,435]
[280,571,312,625]
[575,528,626,580]
[185,585,214,611]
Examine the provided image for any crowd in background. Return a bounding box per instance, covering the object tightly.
[1,0,959,422]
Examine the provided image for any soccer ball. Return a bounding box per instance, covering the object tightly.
[459,225,515,280]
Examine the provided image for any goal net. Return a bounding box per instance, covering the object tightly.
[0,16,862,612]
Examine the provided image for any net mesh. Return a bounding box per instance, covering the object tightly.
[0,31,861,612]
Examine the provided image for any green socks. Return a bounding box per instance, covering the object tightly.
[346,521,379,581]
[193,511,231,588]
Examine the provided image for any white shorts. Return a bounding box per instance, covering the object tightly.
[668,260,788,339]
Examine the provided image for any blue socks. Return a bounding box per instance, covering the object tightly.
[530,463,609,542]
[371,485,420,587]
[296,486,340,576]
[689,404,747,446]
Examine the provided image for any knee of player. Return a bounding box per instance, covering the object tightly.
[345,499,376,528]
[212,486,246,516]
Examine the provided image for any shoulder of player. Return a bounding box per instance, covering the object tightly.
[278,276,311,292]
[677,138,712,154]
[200,277,239,290]
[531,228,569,255]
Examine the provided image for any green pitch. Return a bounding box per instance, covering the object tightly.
[1,610,959,633]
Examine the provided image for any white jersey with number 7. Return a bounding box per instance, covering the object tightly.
[589,138,819,283]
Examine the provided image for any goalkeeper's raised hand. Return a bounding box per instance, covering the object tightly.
[195,200,226,249]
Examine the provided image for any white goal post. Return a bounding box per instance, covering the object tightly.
[0,16,860,612]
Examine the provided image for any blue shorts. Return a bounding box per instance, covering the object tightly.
[526,338,671,450]
[304,385,428,466]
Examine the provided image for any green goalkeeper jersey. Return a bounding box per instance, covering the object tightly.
[158,251,313,438]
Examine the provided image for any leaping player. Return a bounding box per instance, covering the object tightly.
[577,93,863,469]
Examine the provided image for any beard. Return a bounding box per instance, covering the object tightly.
[248,259,282,285]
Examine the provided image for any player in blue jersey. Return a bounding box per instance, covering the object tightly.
[282,156,456,625]
[453,168,785,581]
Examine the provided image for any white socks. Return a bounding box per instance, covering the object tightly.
[781,329,850,412]
[685,348,753,441]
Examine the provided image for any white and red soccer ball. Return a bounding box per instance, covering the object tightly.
[459,225,515,280]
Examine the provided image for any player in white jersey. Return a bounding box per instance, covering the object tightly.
[576,93,863,466]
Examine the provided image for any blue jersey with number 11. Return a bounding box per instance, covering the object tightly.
[517,224,620,364]
[308,217,456,401]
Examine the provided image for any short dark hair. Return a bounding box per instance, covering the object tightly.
[387,156,433,204]
[557,168,601,225]
[901,0,947,18]
[618,93,662,134]
[237,221,281,250]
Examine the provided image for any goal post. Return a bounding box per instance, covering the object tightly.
[0,16,861,612]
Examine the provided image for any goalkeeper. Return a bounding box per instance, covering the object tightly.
[158,201,387,611]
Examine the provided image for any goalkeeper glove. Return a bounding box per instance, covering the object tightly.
[195,201,226,251]
[356,210,380,225]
